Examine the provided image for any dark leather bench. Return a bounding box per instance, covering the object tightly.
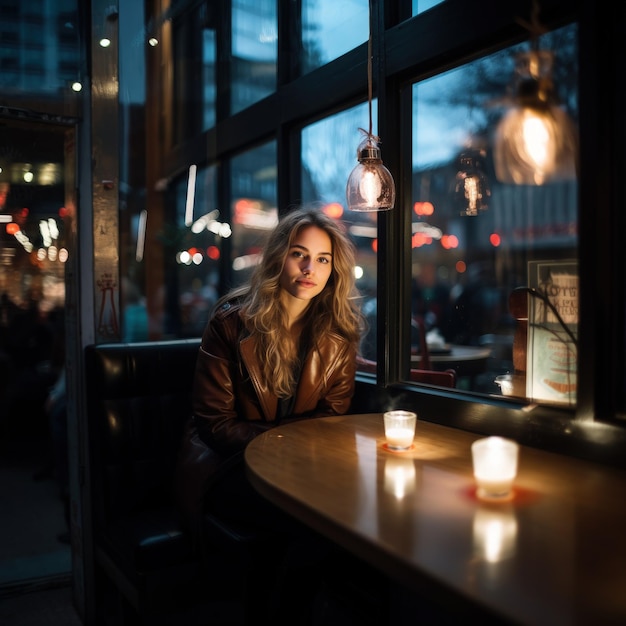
[84,339,260,625]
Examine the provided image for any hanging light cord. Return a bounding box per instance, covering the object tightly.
[358,0,378,145]
[367,0,373,138]
[516,0,546,49]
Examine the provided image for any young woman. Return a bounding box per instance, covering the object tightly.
[175,207,366,622]
[176,207,364,534]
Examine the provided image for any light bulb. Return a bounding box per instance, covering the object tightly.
[493,50,578,185]
[359,169,382,206]
[522,113,552,169]
[454,151,490,216]
[465,176,479,209]
[346,135,395,212]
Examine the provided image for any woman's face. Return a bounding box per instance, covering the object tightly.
[279,225,333,302]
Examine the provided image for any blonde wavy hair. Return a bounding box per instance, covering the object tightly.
[222,208,365,397]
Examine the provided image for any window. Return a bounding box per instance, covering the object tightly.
[202,26,216,131]
[174,164,220,338]
[173,2,215,143]
[410,24,578,402]
[412,0,444,16]
[302,0,368,75]
[230,141,278,288]
[231,0,277,115]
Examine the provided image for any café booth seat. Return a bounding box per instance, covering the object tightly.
[84,339,268,625]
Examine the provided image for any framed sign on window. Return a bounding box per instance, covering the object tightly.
[526,260,578,405]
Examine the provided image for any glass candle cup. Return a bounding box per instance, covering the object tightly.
[471,436,519,499]
[383,410,417,451]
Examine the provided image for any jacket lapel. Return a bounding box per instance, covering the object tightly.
[292,349,323,414]
[239,335,278,420]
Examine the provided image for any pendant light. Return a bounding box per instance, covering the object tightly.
[493,3,577,185]
[454,149,491,216]
[346,0,395,212]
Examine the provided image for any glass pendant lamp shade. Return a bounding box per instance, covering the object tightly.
[346,134,395,212]
[494,50,578,185]
[454,151,491,216]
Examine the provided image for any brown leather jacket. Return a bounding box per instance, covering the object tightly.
[191,300,357,457]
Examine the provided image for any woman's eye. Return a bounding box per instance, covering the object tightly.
[318,257,330,264]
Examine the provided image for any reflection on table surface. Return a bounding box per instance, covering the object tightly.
[245,413,626,626]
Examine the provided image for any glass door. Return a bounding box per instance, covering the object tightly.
[0,117,74,589]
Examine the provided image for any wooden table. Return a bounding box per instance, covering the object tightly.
[245,413,626,625]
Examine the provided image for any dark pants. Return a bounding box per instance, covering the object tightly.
[204,459,335,625]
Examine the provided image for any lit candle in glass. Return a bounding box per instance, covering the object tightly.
[471,436,519,500]
[383,410,417,451]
